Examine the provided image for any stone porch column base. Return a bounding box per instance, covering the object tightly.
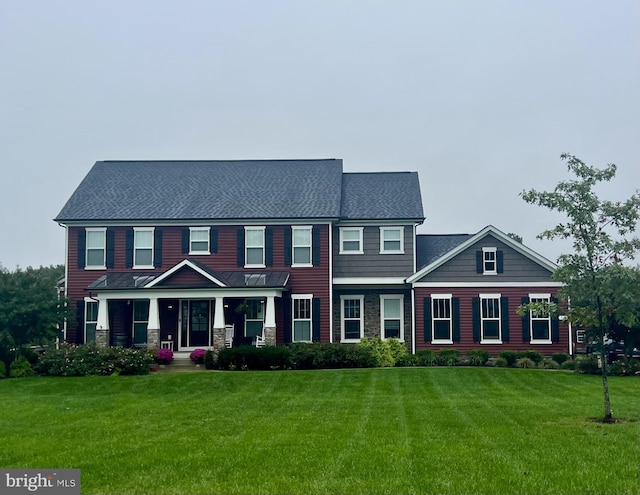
[264,326,276,346]
[212,327,225,351]
[95,329,110,349]
[147,328,159,349]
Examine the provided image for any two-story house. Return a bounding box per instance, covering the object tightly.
[55,159,570,355]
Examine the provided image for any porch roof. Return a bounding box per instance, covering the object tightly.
[86,270,290,291]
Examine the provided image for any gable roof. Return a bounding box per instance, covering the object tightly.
[55,160,344,222]
[407,225,557,283]
[340,172,424,221]
[416,234,473,269]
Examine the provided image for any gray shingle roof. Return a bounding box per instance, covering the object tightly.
[340,172,424,220]
[416,234,473,270]
[55,160,344,221]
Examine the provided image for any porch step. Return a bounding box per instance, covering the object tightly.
[154,355,209,373]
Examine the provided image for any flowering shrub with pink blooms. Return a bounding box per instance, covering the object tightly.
[155,348,174,364]
[190,348,206,364]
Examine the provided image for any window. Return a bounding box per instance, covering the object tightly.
[134,228,154,268]
[480,294,501,342]
[380,227,404,254]
[189,227,210,254]
[85,228,106,268]
[529,293,551,343]
[340,227,363,254]
[432,295,452,343]
[341,295,364,341]
[85,301,98,343]
[381,295,403,340]
[576,330,586,343]
[132,300,149,346]
[244,299,264,338]
[292,296,312,342]
[292,226,312,266]
[482,247,497,274]
[245,227,265,267]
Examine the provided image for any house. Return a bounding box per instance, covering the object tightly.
[55,159,570,355]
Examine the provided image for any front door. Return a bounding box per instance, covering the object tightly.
[180,300,211,349]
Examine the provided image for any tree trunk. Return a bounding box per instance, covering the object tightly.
[600,343,614,422]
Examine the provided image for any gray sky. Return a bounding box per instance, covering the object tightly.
[1,0,638,270]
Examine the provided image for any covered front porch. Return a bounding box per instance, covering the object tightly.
[83,260,290,350]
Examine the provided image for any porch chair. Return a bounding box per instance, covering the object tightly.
[224,324,234,348]
[255,326,266,348]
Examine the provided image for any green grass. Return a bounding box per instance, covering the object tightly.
[0,368,638,495]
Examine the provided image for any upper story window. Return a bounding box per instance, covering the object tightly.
[380,227,404,254]
[190,227,210,255]
[134,228,154,268]
[482,247,497,274]
[245,227,265,267]
[292,226,312,266]
[85,228,106,268]
[339,227,363,254]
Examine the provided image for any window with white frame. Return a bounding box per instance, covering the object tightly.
[380,227,404,254]
[432,295,453,343]
[292,226,312,266]
[134,228,154,268]
[132,300,149,346]
[245,227,265,266]
[482,247,497,274]
[189,227,210,254]
[339,227,363,254]
[480,294,501,342]
[576,330,586,343]
[529,293,551,343]
[341,295,364,341]
[85,301,98,343]
[292,295,312,342]
[381,295,403,340]
[85,228,106,268]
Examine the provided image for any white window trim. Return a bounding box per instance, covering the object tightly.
[576,330,586,344]
[292,294,313,343]
[133,227,155,269]
[480,293,502,344]
[292,226,313,267]
[85,228,106,269]
[380,294,404,342]
[529,293,552,344]
[482,247,497,275]
[189,227,210,255]
[431,294,453,344]
[84,300,98,343]
[132,300,150,345]
[340,295,364,342]
[379,227,404,254]
[339,227,364,255]
[245,226,266,268]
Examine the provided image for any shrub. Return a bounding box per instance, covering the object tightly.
[358,338,408,367]
[190,348,206,364]
[156,348,174,364]
[517,350,544,365]
[416,350,438,366]
[515,357,536,368]
[10,357,35,378]
[543,358,560,369]
[396,353,418,367]
[575,356,601,375]
[204,350,216,370]
[608,358,640,376]
[499,350,518,367]
[35,343,152,376]
[0,361,5,378]
[438,349,460,366]
[217,346,292,371]
[466,349,490,366]
[552,352,570,365]
[494,357,508,367]
[561,359,576,370]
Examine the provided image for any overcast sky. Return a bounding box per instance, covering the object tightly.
[1,0,638,270]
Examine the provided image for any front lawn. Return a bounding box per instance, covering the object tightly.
[0,368,638,495]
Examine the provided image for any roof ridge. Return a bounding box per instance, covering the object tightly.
[99,159,340,163]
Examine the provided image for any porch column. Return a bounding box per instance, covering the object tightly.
[95,297,110,349]
[147,297,160,349]
[264,296,276,346]
[212,297,226,351]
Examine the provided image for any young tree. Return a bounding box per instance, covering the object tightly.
[521,154,640,422]
[0,265,69,365]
